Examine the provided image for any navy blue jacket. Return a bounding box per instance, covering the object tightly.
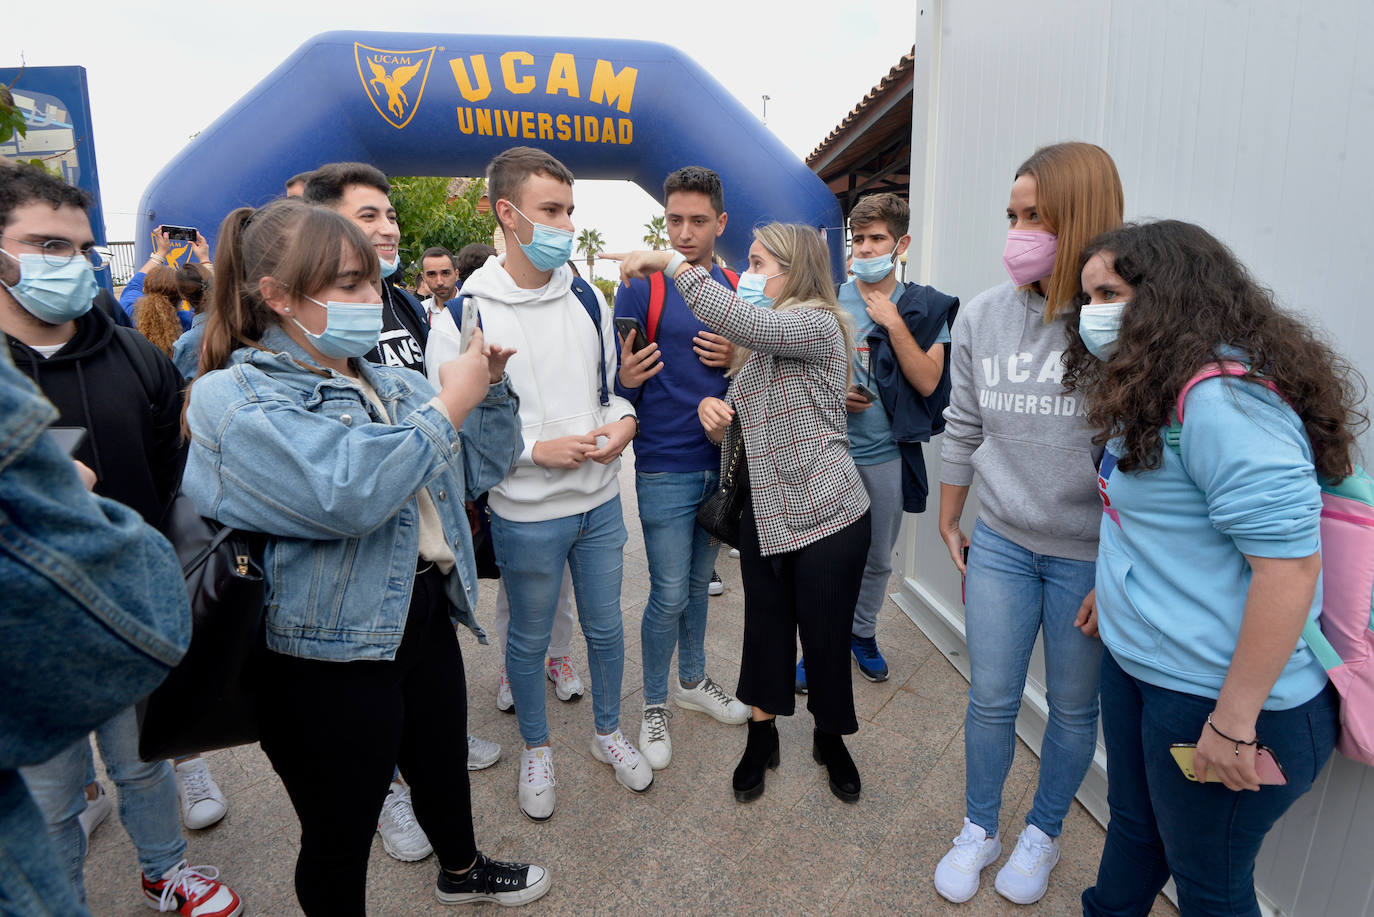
[867,282,959,513]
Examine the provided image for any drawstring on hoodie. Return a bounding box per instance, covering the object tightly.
[74,359,106,481]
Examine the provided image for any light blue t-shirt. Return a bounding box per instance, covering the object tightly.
[1096,376,1326,709]
[837,280,951,466]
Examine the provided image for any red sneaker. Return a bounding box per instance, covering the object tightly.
[141,860,243,916]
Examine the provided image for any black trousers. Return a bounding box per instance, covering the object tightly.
[259,566,476,916]
[736,501,871,735]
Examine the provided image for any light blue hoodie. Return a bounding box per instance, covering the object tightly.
[1095,375,1327,709]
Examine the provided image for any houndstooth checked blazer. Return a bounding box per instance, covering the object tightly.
[675,266,870,556]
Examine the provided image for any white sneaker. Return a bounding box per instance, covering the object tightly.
[639,704,673,770]
[175,758,227,830]
[518,746,556,821]
[467,734,502,771]
[496,666,514,712]
[934,817,1002,903]
[546,656,585,701]
[994,823,1060,904]
[590,730,653,792]
[675,676,749,725]
[708,570,725,596]
[78,783,112,841]
[377,781,433,861]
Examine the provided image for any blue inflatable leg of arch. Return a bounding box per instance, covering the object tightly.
[135,32,845,277]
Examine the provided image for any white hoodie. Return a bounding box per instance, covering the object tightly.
[426,256,635,522]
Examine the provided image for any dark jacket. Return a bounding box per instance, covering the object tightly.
[867,282,959,513]
[7,308,187,526]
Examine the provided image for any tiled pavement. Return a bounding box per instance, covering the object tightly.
[83,458,1176,916]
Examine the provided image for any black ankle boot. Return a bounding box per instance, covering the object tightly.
[812,729,860,803]
[733,718,780,803]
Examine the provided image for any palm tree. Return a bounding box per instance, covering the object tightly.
[642,215,668,250]
[576,228,605,279]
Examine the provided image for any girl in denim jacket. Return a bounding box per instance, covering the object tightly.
[181,199,548,914]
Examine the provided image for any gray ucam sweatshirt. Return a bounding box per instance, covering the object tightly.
[940,281,1102,561]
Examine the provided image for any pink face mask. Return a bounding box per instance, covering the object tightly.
[1002,230,1059,286]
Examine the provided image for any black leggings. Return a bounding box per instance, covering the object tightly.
[736,501,871,734]
[259,566,476,916]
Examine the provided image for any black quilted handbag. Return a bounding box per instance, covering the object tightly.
[696,429,747,550]
[137,493,266,761]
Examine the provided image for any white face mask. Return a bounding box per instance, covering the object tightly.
[1078,301,1128,360]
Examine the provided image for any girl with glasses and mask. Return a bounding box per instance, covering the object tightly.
[933,142,1124,906]
[181,198,548,915]
[608,222,872,807]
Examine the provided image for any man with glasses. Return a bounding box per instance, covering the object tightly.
[1,163,244,917]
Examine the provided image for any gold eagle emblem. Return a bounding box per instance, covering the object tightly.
[354,44,437,130]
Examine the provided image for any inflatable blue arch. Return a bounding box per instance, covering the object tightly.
[136,31,844,275]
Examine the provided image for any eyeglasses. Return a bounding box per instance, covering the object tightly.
[0,235,113,271]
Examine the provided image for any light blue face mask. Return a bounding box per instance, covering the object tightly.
[504,201,575,271]
[1078,301,1128,361]
[292,295,384,359]
[0,249,98,324]
[378,254,400,278]
[850,250,897,284]
[737,270,782,309]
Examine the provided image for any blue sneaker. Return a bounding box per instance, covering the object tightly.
[794,658,808,694]
[850,634,889,682]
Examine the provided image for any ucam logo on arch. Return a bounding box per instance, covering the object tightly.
[352,44,639,146]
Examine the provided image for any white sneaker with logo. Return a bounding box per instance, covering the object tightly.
[994,823,1060,904]
[466,734,501,771]
[639,704,673,770]
[496,667,514,712]
[933,817,1002,903]
[79,783,112,841]
[377,782,433,862]
[675,676,749,725]
[518,746,556,822]
[546,656,585,701]
[175,758,227,830]
[590,730,653,792]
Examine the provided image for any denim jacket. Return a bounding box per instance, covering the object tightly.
[1,342,189,917]
[182,327,521,663]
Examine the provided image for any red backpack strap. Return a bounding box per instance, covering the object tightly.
[647,272,665,343]
[721,268,739,290]
[1176,361,1278,422]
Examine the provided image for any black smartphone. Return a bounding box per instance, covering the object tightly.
[614,317,650,353]
[161,224,198,242]
[49,426,88,455]
[851,382,877,403]
[961,545,970,565]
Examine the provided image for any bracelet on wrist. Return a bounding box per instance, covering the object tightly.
[662,251,687,278]
[1206,713,1258,756]
[149,254,167,266]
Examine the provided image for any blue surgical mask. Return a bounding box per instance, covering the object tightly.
[0,249,97,324]
[1078,301,1127,361]
[851,251,897,283]
[292,295,384,359]
[504,201,575,271]
[737,270,782,309]
[378,254,400,278]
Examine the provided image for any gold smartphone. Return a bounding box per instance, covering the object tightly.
[1169,743,1288,786]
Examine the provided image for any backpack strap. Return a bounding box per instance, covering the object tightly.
[1166,361,1282,454]
[569,277,610,406]
[111,325,160,405]
[721,268,739,290]
[647,272,666,344]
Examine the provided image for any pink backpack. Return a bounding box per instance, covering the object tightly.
[1171,362,1374,766]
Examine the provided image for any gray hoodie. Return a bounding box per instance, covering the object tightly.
[940,281,1101,561]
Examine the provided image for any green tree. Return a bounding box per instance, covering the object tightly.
[576,227,605,279]
[642,215,668,250]
[389,176,498,284]
[591,276,618,303]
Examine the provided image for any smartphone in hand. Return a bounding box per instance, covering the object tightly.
[161,224,199,242]
[1169,742,1288,785]
[48,426,88,455]
[614,317,650,353]
[851,382,877,403]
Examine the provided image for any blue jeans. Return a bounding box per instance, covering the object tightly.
[962,519,1101,837]
[492,497,628,746]
[1084,650,1338,917]
[21,706,185,897]
[636,470,720,704]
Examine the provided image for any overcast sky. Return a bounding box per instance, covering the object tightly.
[4,0,915,279]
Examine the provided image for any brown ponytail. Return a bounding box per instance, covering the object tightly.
[133,266,185,357]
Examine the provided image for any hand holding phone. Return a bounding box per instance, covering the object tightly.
[161,224,199,243]
[851,382,877,403]
[614,317,649,354]
[49,426,88,455]
[1169,743,1288,786]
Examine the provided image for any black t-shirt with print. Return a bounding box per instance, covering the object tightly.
[367,282,426,374]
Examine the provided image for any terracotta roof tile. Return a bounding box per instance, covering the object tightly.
[806,47,915,166]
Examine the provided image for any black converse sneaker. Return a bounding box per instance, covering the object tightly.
[435,852,551,907]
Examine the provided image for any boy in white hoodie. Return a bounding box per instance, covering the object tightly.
[426,147,649,821]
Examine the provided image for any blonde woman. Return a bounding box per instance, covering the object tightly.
[608,223,871,805]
